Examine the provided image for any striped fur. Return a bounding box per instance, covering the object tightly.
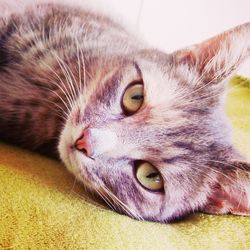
[0,1,249,222]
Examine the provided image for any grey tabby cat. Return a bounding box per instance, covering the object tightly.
[0,0,249,222]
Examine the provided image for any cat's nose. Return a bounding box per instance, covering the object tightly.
[75,128,93,157]
[74,127,118,158]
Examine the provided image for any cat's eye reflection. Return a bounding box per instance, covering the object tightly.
[135,162,164,191]
[122,83,144,115]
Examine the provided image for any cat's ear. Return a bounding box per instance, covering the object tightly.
[201,160,250,216]
[173,23,250,84]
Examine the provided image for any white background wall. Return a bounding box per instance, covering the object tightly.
[101,0,250,76]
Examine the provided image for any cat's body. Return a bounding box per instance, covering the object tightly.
[0,0,249,222]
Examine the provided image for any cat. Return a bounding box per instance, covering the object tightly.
[0,0,249,222]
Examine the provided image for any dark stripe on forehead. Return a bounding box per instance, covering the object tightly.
[145,148,162,156]
[174,141,194,151]
[133,61,142,79]
[173,141,209,155]
[163,155,189,164]
[98,70,121,106]
[0,21,17,71]
[83,69,122,120]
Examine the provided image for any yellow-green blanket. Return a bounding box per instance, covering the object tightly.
[0,77,250,250]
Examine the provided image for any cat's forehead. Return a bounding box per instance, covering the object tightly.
[81,53,205,126]
[139,62,182,110]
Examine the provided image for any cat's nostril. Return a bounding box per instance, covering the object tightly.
[75,129,93,157]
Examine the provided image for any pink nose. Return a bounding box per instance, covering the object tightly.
[75,128,93,157]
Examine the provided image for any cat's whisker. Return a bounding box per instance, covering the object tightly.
[63,59,80,101]
[40,60,76,113]
[53,54,77,103]
[209,159,250,172]
[82,183,111,209]
[71,189,108,209]
[59,61,83,117]
[2,1,250,223]
[42,94,69,117]
[51,51,77,108]
[69,176,78,194]
[0,87,68,121]
[99,185,131,216]
[205,160,249,209]
[237,186,245,210]
[78,40,92,98]
[100,184,143,221]
[174,60,240,107]
[26,23,78,110]
[176,89,222,108]
[74,38,83,102]
[95,186,117,212]
[178,78,225,102]
[74,36,88,115]
[192,161,246,188]
[41,86,71,117]
[66,173,108,208]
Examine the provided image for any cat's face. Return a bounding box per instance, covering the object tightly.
[59,24,250,222]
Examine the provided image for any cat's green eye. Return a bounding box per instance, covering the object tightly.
[136,162,164,191]
[122,83,144,114]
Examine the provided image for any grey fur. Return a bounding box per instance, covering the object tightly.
[0,1,249,222]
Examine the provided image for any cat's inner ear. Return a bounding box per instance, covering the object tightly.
[173,23,250,84]
[201,160,250,216]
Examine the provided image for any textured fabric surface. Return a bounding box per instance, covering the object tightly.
[0,77,250,250]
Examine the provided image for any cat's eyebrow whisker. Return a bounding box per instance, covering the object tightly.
[176,89,223,108]
[41,40,90,121]
[188,165,217,183]
[174,59,238,106]
[74,36,88,115]
[171,82,217,108]
[26,24,78,109]
[174,94,216,109]
[63,58,80,101]
[193,162,232,182]
[74,37,83,111]
[209,159,250,172]
[50,51,78,105]
[41,90,69,117]
[79,40,93,87]
[41,85,71,117]
[40,60,75,112]
[49,104,68,121]
[76,36,92,102]
[52,52,78,106]
[192,161,245,187]
[46,95,69,120]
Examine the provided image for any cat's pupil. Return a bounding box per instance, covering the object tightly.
[146,172,160,181]
[131,95,143,100]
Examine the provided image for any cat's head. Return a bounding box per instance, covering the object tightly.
[59,23,250,222]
